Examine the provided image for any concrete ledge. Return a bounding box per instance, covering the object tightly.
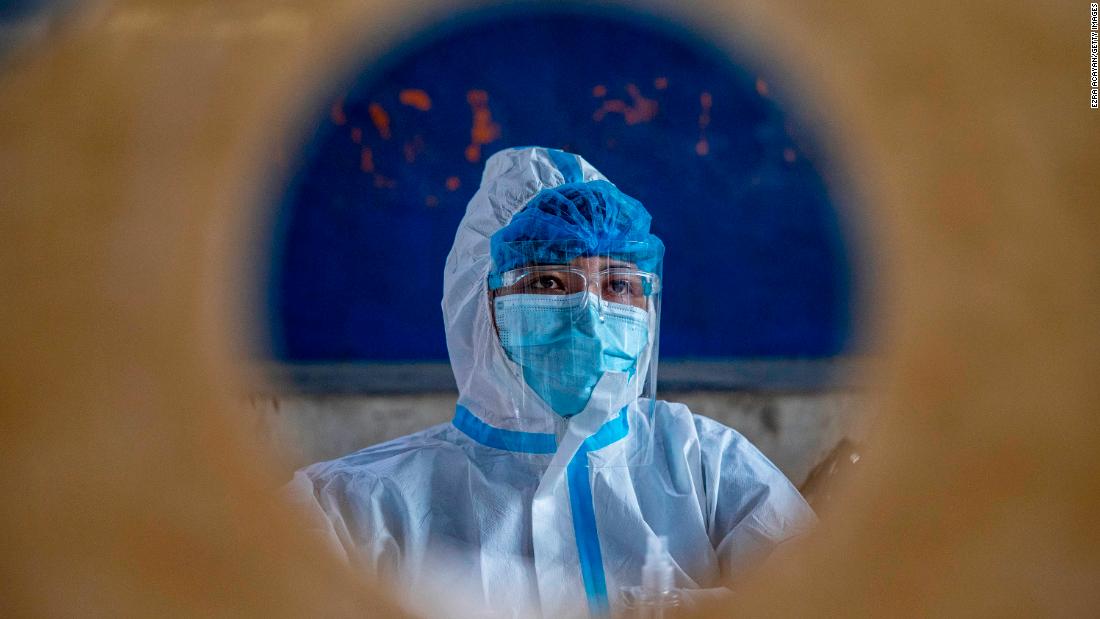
[250,389,869,485]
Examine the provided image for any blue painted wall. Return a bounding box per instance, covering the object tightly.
[268,7,853,361]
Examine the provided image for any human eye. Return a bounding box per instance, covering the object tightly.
[604,273,642,297]
[519,272,567,293]
[607,278,631,294]
[531,276,563,290]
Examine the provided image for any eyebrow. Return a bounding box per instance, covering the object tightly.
[523,259,639,270]
[568,257,636,266]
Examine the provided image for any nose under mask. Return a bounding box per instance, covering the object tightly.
[494,292,649,417]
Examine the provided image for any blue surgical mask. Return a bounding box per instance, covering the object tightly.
[494,292,649,417]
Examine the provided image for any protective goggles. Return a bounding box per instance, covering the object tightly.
[489,265,660,310]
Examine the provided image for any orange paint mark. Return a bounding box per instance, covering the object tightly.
[350,127,362,144]
[445,176,461,191]
[330,97,347,125]
[399,89,433,111]
[784,148,797,163]
[425,195,439,207]
[592,83,658,125]
[359,146,397,188]
[698,92,712,129]
[654,77,668,90]
[468,90,487,105]
[368,103,391,140]
[465,90,501,163]
[696,91,713,157]
[592,84,607,97]
[593,99,625,121]
[403,135,425,163]
[755,78,769,97]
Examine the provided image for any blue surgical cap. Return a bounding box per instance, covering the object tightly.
[489,180,665,285]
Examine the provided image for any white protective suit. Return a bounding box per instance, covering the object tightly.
[289,147,817,618]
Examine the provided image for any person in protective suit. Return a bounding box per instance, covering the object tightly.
[289,147,816,618]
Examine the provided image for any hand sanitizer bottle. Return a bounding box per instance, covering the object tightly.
[621,536,680,618]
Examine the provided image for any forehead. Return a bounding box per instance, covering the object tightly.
[565,255,638,270]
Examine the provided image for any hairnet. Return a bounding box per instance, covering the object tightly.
[488,180,664,285]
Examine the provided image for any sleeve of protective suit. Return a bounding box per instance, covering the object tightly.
[693,414,818,584]
[282,469,407,581]
[282,471,351,563]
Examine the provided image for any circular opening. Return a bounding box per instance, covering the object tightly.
[254,5,870,616]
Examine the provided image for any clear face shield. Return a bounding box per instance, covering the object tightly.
[488,240,663,465]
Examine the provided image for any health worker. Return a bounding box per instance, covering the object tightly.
[288,146,817,618]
